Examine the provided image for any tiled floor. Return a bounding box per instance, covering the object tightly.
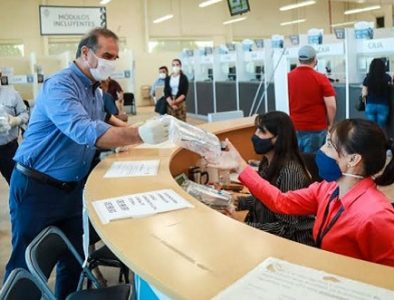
[0,106,205,288]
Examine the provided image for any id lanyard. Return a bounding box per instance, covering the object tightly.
[316,187,344,248]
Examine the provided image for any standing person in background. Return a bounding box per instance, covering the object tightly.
[288,45,336,153]
[0,85,29,185]
[362,58,392,129]
[227,112,315,246]
[150,66,168,103]
[165,59,189,122]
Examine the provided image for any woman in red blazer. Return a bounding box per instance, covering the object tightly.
[216,118,394,267]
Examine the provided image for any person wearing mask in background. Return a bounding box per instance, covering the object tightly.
[288,45,336,153]
[164,59,189,122]
[150,66,168,103]
[100,78,128,125]
[227,111,315,246]
[362,58,392,129]
[215,118,394,267]
[4,28,168,299]
[106,77,128,122]
[0,85,29,185]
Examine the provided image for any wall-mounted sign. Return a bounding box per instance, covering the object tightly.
[244,51,264,62]
[39,5,106,36]
[334,28,345,40]
[220,53,237,63]
[289,35,300,46]
[358,37,394,54]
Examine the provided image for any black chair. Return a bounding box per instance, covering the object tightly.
[25,226,132,300]
[0,268,45,300]
[87,223,130,288]
[123,93,136,115]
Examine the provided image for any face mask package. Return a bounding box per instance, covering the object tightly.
[0,104,10,135]
[160,115,221,163]
[181,179,232,210]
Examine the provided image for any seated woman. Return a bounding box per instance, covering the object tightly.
[218,118,394,267]
[229,111,315,246]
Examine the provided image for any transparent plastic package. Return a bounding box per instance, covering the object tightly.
[181,179,232,210]
[160,115,221,163]
[0,104,10,135]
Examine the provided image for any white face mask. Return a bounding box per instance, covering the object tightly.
[172,66,181,74]
[159,73,166,79]
[89,50,116,81]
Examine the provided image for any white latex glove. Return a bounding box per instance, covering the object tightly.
[8,115,22,127]
[0,116,10,133]
[138,119,169,144]
[208,139,247,172]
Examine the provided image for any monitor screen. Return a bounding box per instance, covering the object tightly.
[227,0,250,16]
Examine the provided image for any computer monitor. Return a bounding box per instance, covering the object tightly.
[227,0,250,16]
[208,68,213,81]
[255,65,262,81]
[228,66,236,81]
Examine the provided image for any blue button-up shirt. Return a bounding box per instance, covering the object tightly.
[14,63,111,181]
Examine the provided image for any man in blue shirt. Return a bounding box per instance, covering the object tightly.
[4,28,168,299]
[150,66,168,103]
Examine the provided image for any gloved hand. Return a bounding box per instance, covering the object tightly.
[8,115,22,127]
[0,116,10,133]
[138,119,169,144]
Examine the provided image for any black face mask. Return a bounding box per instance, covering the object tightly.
[251,134,274,154]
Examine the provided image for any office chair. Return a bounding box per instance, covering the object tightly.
[87,223,130,288]
[123,93,136,115]
[25,226,132,300]
[0,268,45,300]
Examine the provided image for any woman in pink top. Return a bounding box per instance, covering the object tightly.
[216,118,394,267]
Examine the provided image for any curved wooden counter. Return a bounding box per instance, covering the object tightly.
[85,117,394,299]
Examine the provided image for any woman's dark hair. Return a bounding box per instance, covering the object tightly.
[366,58,388,97]
[331,118,394,186]
[255,111,310,185]
[159,66,168,73]
[172,58,182,66]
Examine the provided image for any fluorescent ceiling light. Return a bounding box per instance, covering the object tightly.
[279,1,316,11]
[344,5,381,15]
[153,14,174,24]
[199,0,223,8]
[331,21,356,27]
[100,0,112,5]
[223,17,247,25]
[280,19,306,26]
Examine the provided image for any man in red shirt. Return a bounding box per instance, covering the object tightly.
[288,45,336,153]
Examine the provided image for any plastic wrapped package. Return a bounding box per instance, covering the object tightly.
[181,179,232,210]
[160,115,221,163]
[0,104,10,135]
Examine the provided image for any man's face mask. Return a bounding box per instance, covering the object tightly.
[89,49,116,81]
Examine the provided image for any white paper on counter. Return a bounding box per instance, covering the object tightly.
[135,140,176,149]
[214,257,394,300]
[104,160,160,178]
[92,189,194,224]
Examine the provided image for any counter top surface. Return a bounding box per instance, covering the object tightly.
[85,117,394,299]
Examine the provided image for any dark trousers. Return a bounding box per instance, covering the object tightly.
[5,168,84,300]
[0,139,18,185]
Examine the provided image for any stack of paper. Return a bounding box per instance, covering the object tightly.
[93,189,193,224]
[214,257,394,300]
[104,160,160,178]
